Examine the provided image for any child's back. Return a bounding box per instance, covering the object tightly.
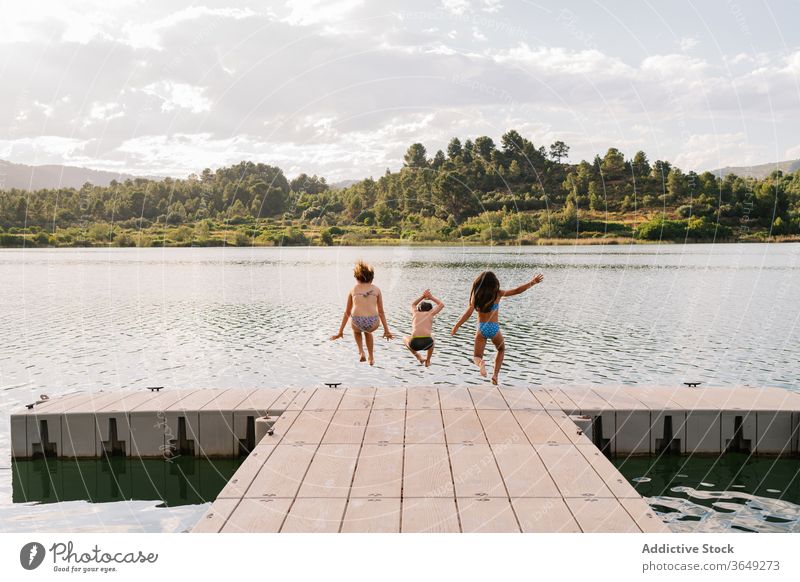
[411,309,435,337]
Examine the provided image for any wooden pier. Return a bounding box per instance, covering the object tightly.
[11,385,800,533]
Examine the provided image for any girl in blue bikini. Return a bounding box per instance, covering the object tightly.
[451,271,544,384]
[331,260,393,365]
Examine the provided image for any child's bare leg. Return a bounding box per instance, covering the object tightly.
[490,332,506,385]
[365,332,375,365]
[424,345,434,367]
[473,333,488,377]
[404,337,424,363]
[351,324,366,361]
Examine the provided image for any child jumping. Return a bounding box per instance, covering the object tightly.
[404,289,444,367]
[331,260,393,365]
[451,271,544,384]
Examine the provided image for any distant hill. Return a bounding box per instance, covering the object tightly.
[711,159,800,179]
[330,179,359,189]
[0,160,157,191]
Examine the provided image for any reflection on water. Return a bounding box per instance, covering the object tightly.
[12,456,241,506]
[0,458,241,533]
[613,454,800,532]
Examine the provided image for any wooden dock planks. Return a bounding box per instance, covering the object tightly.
[442,409,487,444]
[323,409,370,444]
[297,444,360,498]
[402,497,461,532]
[35,384,800,533]
[535,444,614,498]
[341,498,401,533]
[350,444,403,498]
[244,444,316,498]
[448,443,507,498]
[363,409,405,444]
[403,443,453,497]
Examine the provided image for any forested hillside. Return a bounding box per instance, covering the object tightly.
[2,130,799,246]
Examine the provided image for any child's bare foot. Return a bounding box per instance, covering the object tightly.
[491,374,499,385]
[369,357,375,366]
[413,352,424,364]
[473,357,487,377]
[359,352,366,362]
[424,359,431,367]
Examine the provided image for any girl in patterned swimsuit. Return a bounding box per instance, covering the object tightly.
[331,260,393,365]
[451,271,544,384]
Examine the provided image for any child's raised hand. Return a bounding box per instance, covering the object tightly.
[531,273,544,285]
[422,289,432,299]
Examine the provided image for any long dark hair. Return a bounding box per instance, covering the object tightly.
[471,271,500,313]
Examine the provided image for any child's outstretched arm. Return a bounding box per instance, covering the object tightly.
[330,293,353,340]
[377,291,394,339]
[501,273,544,297]
[451,300,474,335]
[428,292,445,316]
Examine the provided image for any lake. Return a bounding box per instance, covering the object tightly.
[1,243,798,532]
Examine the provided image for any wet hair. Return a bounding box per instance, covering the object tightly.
[418,301,433,312]
[353,260,374,283]
[471,271,500,313]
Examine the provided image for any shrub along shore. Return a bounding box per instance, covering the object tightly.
[1,215,797,248]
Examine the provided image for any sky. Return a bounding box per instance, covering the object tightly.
[0,0,798,181]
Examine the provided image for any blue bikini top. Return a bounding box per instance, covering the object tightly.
[489,303,499,311]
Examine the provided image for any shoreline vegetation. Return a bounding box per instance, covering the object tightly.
[2,130,799,248]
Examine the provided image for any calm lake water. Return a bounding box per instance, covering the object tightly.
[1,243,798,532]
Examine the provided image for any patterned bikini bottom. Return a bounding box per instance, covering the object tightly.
[478,321,500,339]
[351,315,379,331]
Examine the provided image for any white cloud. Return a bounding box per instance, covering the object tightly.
[140,82,211,114]
[784,144,800,159]
[0,0,128,44]
[481,0,503,13]
[122,6,259,50]
[0,1,798,181]
[283,0,364,26]
[441,0,470,16]
[493,44,634,77]
[672,133,766,172]
[0,135,91,162]
[640,54,708,78]
[33,101,55,118]
[86,102,125,125]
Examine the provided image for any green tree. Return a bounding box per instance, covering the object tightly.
[549,141,570,164]
[588,181,603,211]
[431,150,446,170]
[500,129,525,157]
[667,169,686,202]
[447,137,462,159]
[631,151,651,177]
[320,228,334,245]
[194,220,211,242]
[227,199,250,224]
[651,160,672,182]
[474,136,495,161]
[403,143,428,169]
[601,148,626,180]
